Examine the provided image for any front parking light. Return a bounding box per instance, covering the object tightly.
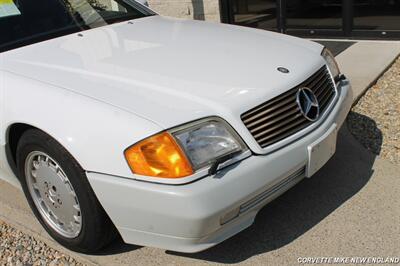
[124,132,194,178]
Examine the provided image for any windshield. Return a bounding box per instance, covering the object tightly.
[0,0,156,52]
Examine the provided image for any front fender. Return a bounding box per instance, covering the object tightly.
[2,72,163,178]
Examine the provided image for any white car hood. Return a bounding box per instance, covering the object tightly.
[3,15,325,129]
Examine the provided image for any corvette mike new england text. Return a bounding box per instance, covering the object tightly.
[297,257,400,264]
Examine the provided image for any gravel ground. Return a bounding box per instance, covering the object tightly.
[347,56,400,165]
[0,220,85,266]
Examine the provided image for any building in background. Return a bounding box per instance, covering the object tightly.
[148,0,221,21]
[147,0,400,39]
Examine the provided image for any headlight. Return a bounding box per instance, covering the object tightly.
[173,119,246,170]
[322,48,340,79]
[124,118,247,179]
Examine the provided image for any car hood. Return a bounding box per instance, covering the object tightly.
[3,15,325,129]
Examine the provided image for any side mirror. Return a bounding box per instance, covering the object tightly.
[135,0,149,6]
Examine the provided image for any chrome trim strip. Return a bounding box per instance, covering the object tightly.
[239,167,305,213]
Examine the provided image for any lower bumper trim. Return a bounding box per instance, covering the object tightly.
[240,166,305,213]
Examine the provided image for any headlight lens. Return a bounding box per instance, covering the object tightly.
[124,118,246,179]
[322,48,340,79]
[173,120,245,170]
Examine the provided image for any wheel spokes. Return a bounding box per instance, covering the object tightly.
[25,151,82,238]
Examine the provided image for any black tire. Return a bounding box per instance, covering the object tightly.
[16,129,117,253]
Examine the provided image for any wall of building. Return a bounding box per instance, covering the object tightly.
[147,0,221,22]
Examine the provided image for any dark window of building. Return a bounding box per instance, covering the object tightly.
[353,0,400,31]
[286,0,343,30]
[230,0,278,30]
[221,0,400,39]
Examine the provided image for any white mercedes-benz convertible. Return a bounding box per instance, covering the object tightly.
[0,0,353,253]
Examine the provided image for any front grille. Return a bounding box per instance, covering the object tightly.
[241,66,336,148]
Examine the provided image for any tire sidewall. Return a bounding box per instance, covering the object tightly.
[16,130,109,252]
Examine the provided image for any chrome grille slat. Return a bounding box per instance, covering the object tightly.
[241,66,336,148]
[316,82,333,102]
[242,93,297,125]
[259,121,310,147]
[320,98,332,112]
[319,88,335,109]
[246,102,299,130]
[304,69,328,90]
[303,67,325,86]
[312,76,330,94]
[248,107,300,134]
[242,89,297,123]
[314,82,331,97]
[256,117,307,144]
[252,112,304,138]
[312,79,329,97]
[321,95,334,109]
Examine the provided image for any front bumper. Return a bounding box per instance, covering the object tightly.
[87,78,353,253]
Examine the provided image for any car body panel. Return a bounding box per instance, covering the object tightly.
[87,79,353,252]
[0,71,162,179]
[2,16,324,157]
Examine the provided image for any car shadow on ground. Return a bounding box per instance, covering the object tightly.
[98,113,382,263]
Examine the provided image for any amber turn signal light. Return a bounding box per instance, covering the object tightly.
[124,132,194,178]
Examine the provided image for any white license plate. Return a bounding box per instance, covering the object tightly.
[306,124,338,177]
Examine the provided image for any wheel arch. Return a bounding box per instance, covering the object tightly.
[6,123,35,177]
[5,123,83,178]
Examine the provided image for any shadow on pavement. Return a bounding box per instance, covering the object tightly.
[167,115,382,263]
[347,111,383,155]
[92,235,141,256]
[315,41,356,56]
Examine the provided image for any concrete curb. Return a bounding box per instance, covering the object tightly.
[336,41,400,103]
